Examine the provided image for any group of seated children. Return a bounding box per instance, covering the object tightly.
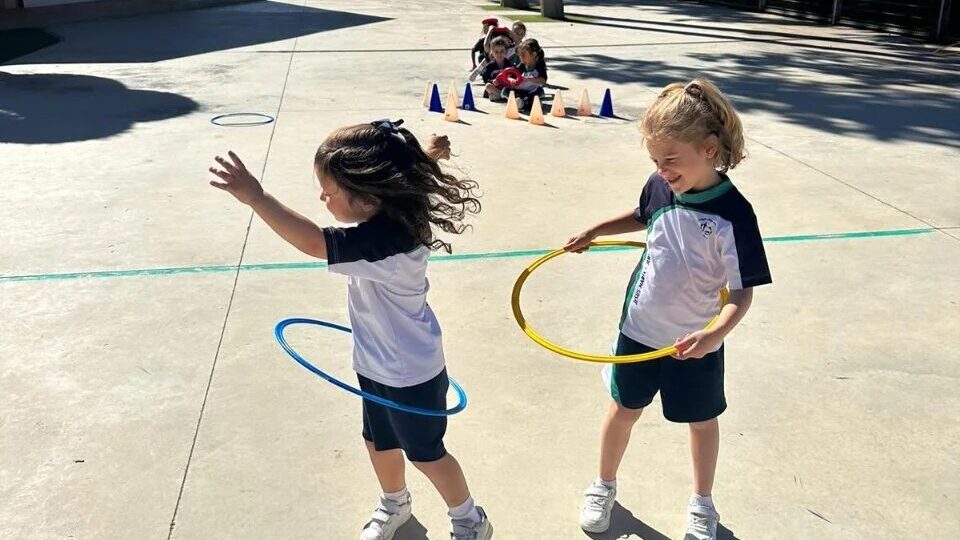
[469,18,548,113]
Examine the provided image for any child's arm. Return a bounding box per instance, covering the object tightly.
[471,37,484,68]
[673,288,753,360]
[209,152,328,259]
[482,26,496,54]
[564,210,645,253]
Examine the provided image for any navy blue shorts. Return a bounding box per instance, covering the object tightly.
[357,369,448,462]
[610,333,726,423]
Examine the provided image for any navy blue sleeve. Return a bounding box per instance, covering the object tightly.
[714,192,772,290]
[632,173,661,224]
[730,208,772,288]
[323,216,419,281]
[633,192,647,223]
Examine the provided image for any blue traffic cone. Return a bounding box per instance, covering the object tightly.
[428,83,443,113]
[462,82,476,111]
[599,89,614,117]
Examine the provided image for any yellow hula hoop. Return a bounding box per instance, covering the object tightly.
[510,240,729,364]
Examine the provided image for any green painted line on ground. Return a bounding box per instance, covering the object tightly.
[0,227,936,283]
[764,228,934,243]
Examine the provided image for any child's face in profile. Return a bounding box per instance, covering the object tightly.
[316,168,378,223]
[518,47,536,67]
[645,137,720,194]
[492,46,507,64]
[482,23,494,34]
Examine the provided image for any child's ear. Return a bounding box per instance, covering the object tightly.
[702,135,720,159]
[361,195,381,212]
[348,193,380,214]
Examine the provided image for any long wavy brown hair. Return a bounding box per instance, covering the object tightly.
[314,122,481,253]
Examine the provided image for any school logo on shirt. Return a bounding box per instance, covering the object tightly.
[698,218,717,238]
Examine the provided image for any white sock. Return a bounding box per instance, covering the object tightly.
[596,477,617,489]
[690,493,714,508]
[448,496,481,523]
[383,487,408,503]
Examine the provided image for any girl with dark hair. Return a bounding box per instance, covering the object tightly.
[504,38,547,113]
[209,120,492,540]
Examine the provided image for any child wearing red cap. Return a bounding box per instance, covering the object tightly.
[471,18,499,70]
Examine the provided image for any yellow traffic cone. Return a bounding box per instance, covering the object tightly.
[577,89,592,116]
[529,95,545,125]
[505,90,521,120]
[550,90,566,117]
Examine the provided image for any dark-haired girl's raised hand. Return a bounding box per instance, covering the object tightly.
[209,151,264,205]
[425,134,451,161]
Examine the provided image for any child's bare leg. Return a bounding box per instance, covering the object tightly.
[365,441,406,493]
[411,452,470,507]
[599,401,643,481]
[688,418,719,496]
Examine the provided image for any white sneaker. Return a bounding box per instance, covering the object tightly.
[579,481,616,533]
[683,503,719,540]
[450,506,493,540]
[360,492,412,540]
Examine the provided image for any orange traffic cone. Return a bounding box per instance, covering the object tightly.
[550,90,566,117]
[422,81,432,108]
[444,84,460,122]
[529,95,545,125]
[577,89,592,116]
[505,90,521,120]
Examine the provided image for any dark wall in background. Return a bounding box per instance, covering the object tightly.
[697,0,955,40]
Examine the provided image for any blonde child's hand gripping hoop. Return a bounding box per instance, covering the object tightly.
[510,240,730,363]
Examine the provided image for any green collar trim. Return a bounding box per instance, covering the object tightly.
[675,177,733,204]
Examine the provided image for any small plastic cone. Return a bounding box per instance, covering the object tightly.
[428,84,443,113]
[444,86,460,122]
[505,90,520,119]
[550,90,566,117]
[528,95,545,125]
[461,82,476,110]
[599,88,614,117]
[422,82,432,108]
[577,89,592,116]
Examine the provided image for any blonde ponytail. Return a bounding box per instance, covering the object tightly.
[641,78,746,172]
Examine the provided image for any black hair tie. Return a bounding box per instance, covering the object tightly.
[371,118,406,141]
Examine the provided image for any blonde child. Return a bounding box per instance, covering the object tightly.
[565,80,771,540]
[209,121,493,540]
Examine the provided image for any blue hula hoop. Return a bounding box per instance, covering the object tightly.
[210,113,275,127]
[274,318,468,417]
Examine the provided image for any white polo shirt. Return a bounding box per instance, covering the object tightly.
[323,214,445,388]
[620,173,772,350]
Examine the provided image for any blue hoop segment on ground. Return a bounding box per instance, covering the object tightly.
[274,317,468,417]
